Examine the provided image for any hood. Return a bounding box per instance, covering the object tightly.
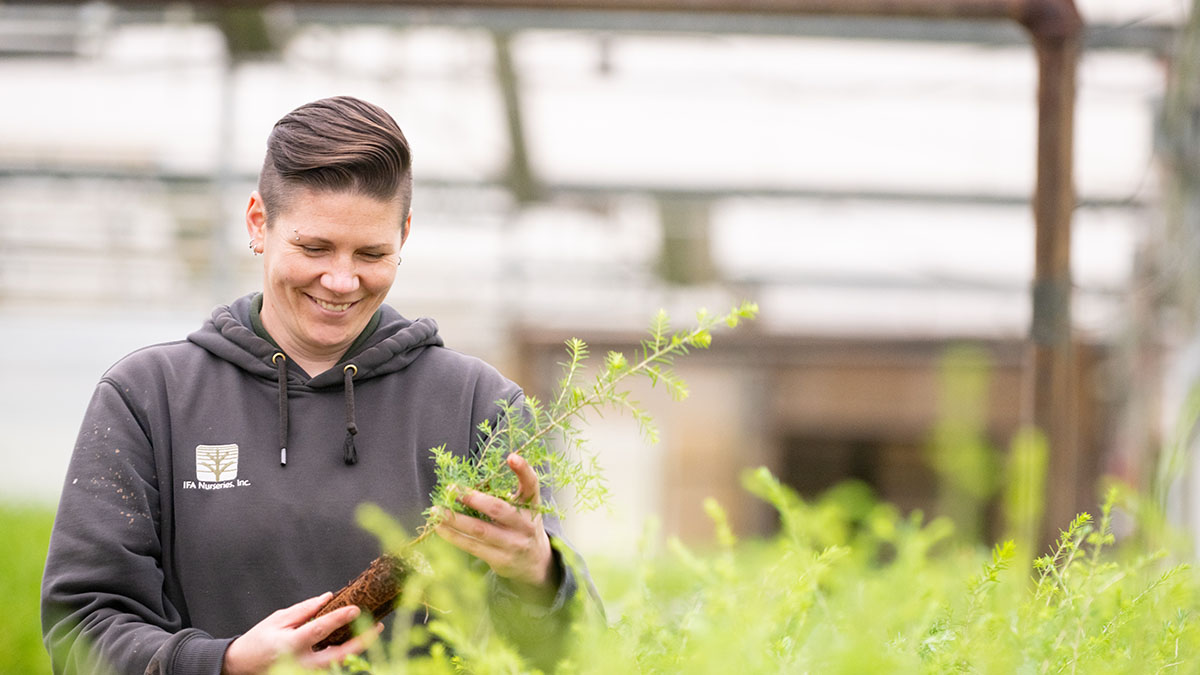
[187,293,444,388]
[186,293,445,466]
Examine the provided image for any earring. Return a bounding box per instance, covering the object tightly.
[293,228,300,241]
[397,256,403,266]
[248,240,255,250]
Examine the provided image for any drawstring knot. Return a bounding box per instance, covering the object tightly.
[272,352,289,466]
[343,364,359,465]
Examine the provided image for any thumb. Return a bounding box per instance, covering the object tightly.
[507,454,541,506]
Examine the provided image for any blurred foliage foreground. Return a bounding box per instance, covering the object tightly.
[1,504,54,673]
[314,469,1198,675]
[6,467,1199,674]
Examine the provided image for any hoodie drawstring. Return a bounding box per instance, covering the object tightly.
[343,364,359,465]
[273,352,289,466]
[270,354,359,467]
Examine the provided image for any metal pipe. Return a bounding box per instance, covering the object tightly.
[204,0,1019,19]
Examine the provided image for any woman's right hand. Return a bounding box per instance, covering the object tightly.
[221,592,382,675]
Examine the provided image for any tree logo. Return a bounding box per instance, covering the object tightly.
[195,444,239,482]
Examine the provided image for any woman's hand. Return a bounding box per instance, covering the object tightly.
[221,592,382,675]
[434,454,559,601]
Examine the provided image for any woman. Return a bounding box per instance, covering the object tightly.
[42,96,582,675]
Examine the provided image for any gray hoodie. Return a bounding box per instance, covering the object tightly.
[41,294,580,674]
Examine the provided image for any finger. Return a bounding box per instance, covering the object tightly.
[301,622,384,668]
[437,508,519,549]
[435,520,513,567]
[437,519,553,587]
[301,604,361,647]
[507,454,541,506]
[273,592,334,627]
[455,490,539,532]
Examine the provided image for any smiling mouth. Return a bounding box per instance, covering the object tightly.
[310,295,355,312]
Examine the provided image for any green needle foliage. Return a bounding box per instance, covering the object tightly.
[325,468,1199,675]
[568,475,1198,675]
[418,301,760,538]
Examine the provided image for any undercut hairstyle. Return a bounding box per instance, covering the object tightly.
[258,96,413,226]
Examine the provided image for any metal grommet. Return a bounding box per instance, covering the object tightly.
[271,352,286,364]
[343,364,358,376]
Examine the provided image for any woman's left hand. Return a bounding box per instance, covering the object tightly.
[434,453,557,595]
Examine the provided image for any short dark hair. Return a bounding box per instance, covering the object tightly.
[258,96,413,225]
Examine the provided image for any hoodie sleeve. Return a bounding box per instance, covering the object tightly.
[471,388,605,669]
[486,528,606,671]
[41,378,233,675]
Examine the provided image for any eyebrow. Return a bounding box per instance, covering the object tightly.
[295,234,394,252]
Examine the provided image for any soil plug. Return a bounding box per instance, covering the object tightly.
[312,553,407,649]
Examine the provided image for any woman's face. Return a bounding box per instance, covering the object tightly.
[247,187,409,370]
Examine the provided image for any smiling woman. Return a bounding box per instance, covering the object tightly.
[248,188,409,377]
[40,96,589,675]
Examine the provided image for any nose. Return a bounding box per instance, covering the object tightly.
[320,257,360,295]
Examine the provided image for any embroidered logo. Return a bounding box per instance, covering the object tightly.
[195,443,239,482]
[182,444,252,491]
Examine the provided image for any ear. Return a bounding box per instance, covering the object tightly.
[246,191,268,245]
[400,211,412,247]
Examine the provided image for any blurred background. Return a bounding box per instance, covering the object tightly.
[0,0,1197,557]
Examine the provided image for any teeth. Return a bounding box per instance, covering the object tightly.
[314,298,352,312]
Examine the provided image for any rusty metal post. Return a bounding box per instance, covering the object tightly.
[1020,1,1083,544]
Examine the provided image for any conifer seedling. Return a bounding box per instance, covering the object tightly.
[312,302,759,647]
